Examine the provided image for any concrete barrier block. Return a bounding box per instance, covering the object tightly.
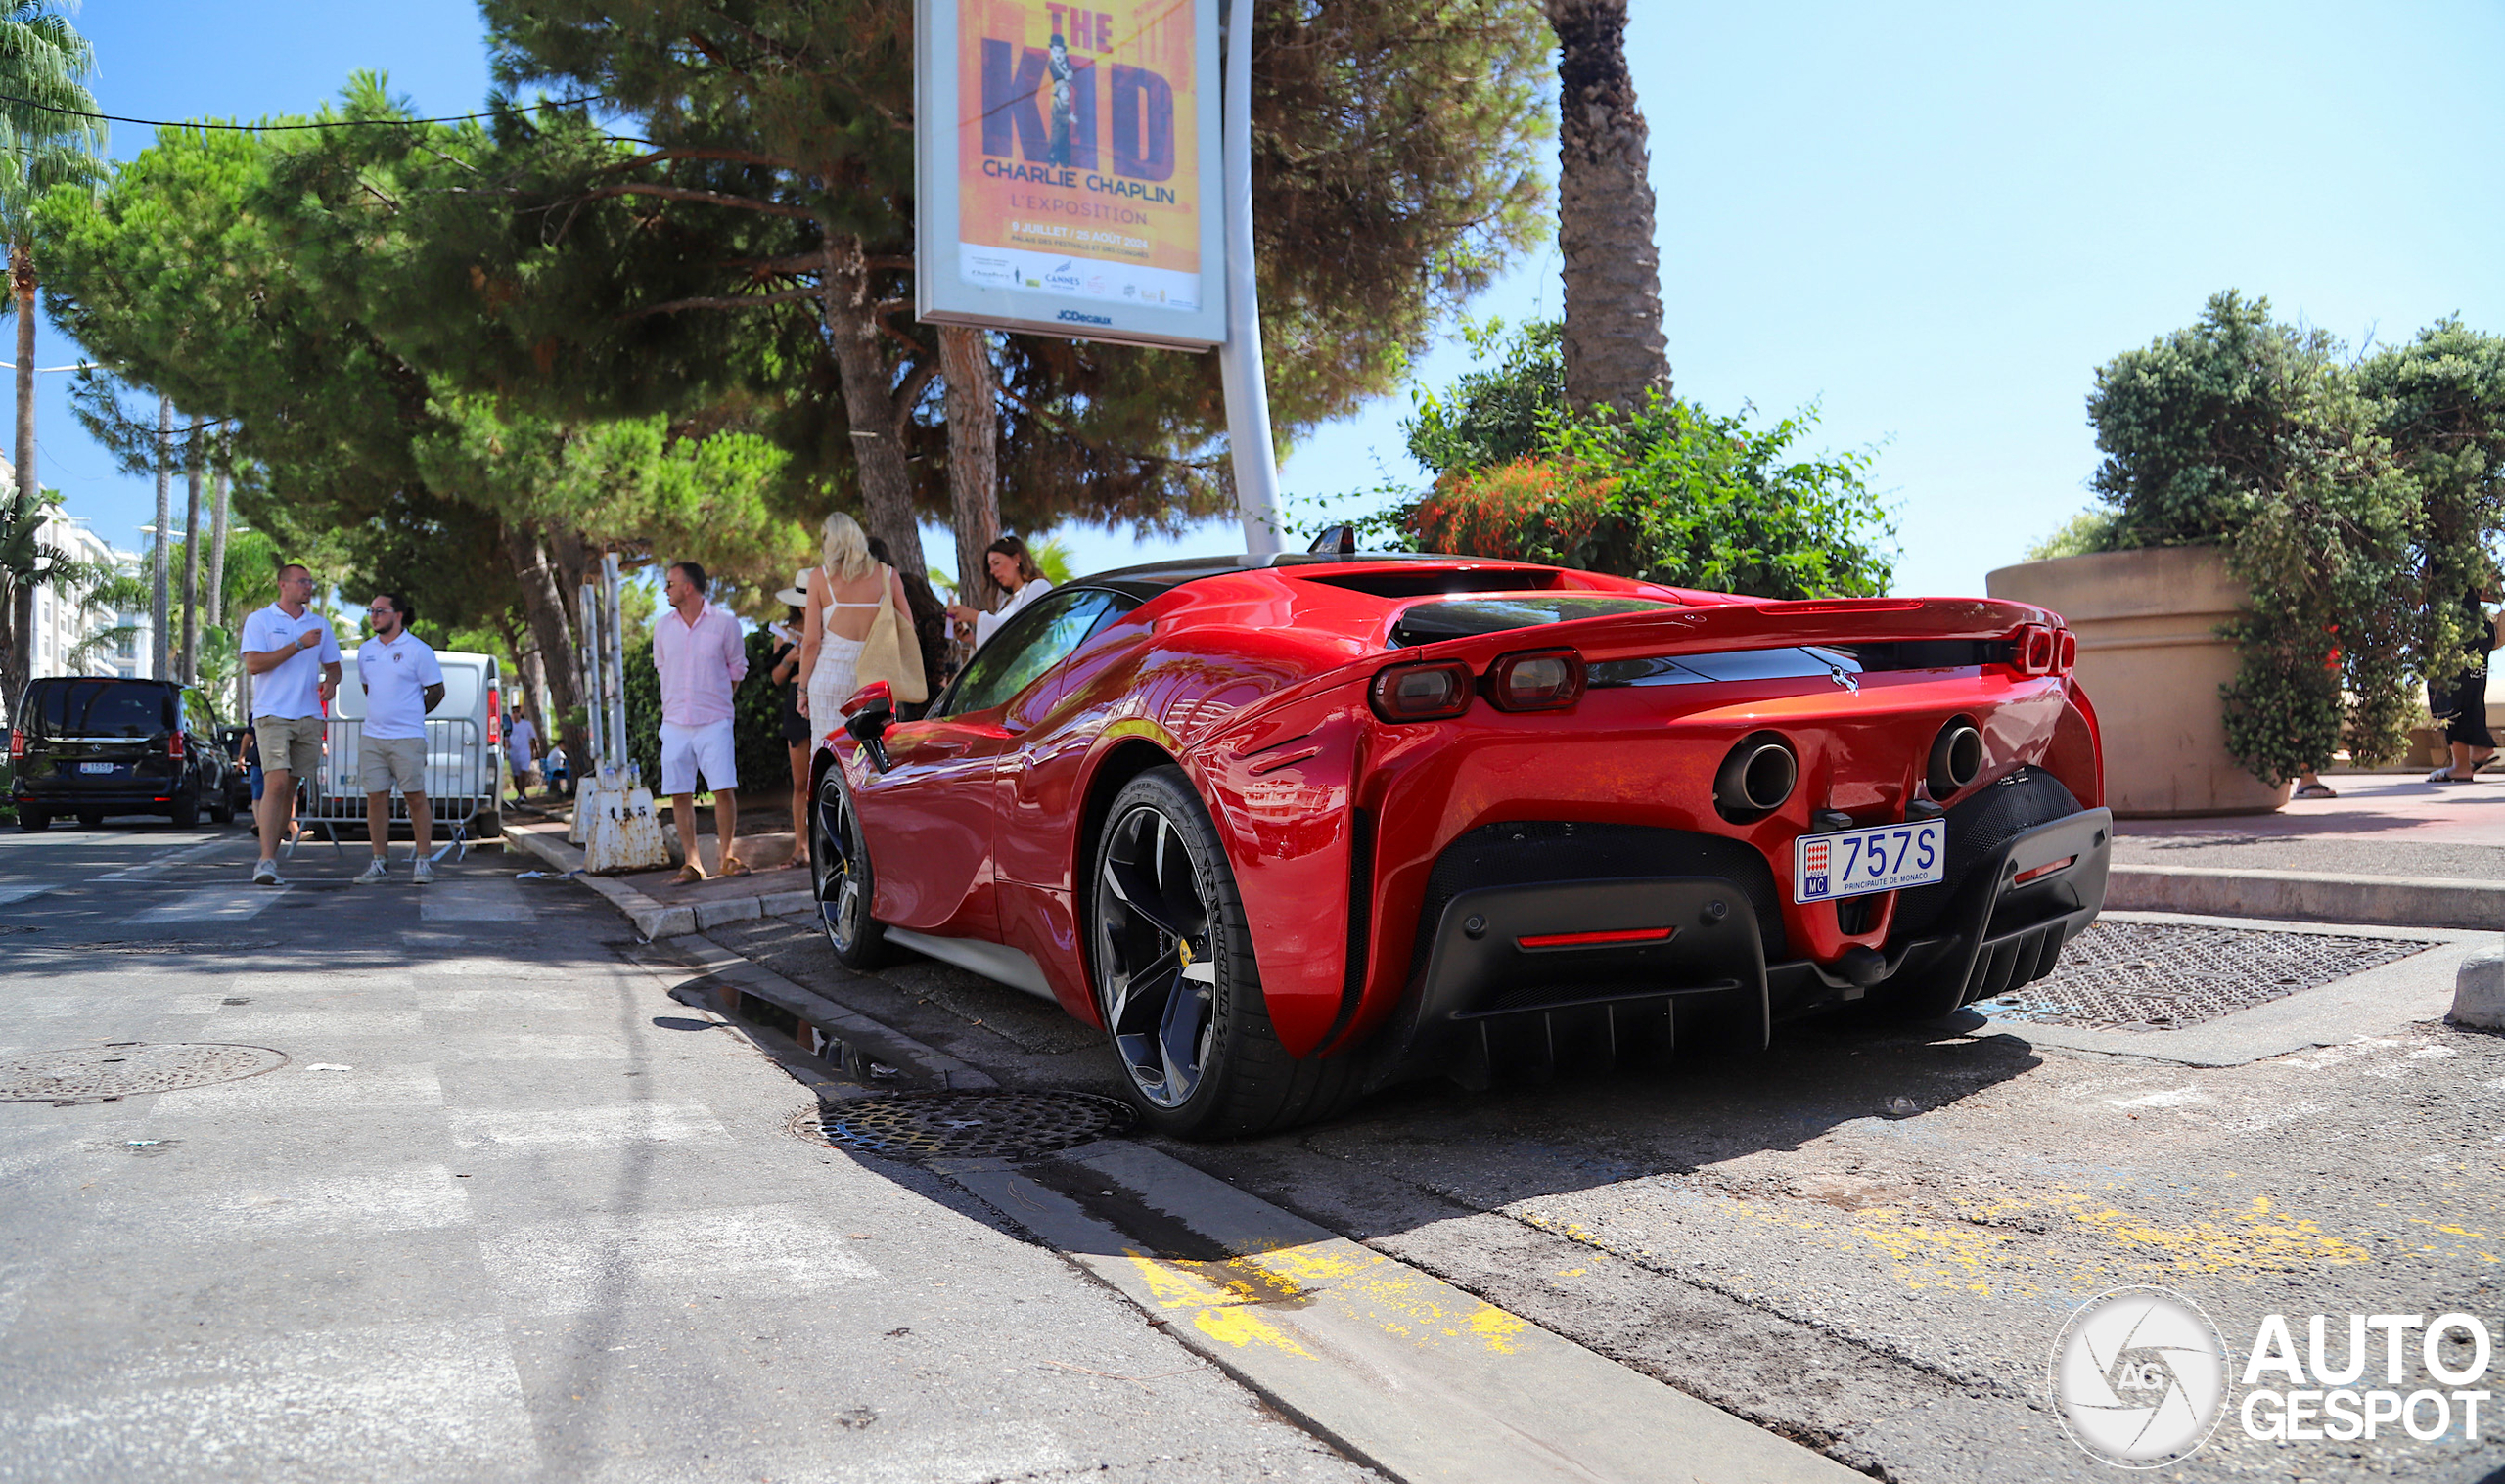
[2451,946,2505,1030]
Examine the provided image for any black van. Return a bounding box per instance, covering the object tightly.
[9,677,240,831]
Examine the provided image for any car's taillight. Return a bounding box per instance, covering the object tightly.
[1485,648,1585,712]
[487,687,502,747]
[2013,624,2056,676]
[166,730,185,761]
[7,729,22,761]
[1369,660,1475,722]
[2054,629,2076,674]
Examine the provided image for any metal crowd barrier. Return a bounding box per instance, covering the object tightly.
[288,717,500,861]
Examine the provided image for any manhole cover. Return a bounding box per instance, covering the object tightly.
[0,1044,290,1104]
[1980,921,2437,1031]
[790,1091,1135,1161]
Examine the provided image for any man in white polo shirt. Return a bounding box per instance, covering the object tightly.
[239,562,342,885]
[353,590,446,885]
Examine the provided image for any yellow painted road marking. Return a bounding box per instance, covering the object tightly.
[1125,1238,1539,1358]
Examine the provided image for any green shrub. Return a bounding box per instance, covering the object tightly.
[2080,291,2492,782]
[1325,318,1893,601]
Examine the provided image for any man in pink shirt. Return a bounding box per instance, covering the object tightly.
[654,561,751,880]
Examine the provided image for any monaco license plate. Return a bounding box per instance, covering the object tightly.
[78,761,116,775]
[1794,819,1945,904]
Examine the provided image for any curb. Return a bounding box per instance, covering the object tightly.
[2107,863,2505,932]
[935,1142,1861,1484]
[506,820,812,938]
[659,931,999,1091]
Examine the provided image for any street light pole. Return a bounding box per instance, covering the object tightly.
[1217,0,1282,556]
[151,396,170,681]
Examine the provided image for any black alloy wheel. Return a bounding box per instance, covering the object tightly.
[1095,782,1222,1111]
[16,808,47,832]
[810,767,886,969]
[1087,766,1365,1140]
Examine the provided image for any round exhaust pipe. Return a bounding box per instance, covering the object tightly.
[1927,719,1983,798]
[1715,734,1798,821]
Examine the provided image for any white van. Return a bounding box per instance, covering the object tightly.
[307,648,507,840]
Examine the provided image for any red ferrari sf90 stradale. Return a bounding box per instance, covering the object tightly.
[808,551,2111,1138]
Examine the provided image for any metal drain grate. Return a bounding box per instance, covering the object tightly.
[0,1043,290,1103]
[1979,921,2436,1031]
[790,1091,1135,1161]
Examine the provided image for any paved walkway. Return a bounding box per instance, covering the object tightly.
[2115,771,2505,877]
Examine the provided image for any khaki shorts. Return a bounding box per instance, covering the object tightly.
[359,736,428,793]
[254,714,325,778]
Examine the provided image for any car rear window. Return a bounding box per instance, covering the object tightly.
[1389,595,1680,647]
[32,680,170,738]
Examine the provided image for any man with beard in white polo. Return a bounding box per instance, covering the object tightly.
[239,562,342,885]
[352,591,445,884]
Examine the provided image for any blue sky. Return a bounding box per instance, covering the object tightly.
[43,2,2505,599]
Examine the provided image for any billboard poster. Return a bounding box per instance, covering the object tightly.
[917,0,1226,349]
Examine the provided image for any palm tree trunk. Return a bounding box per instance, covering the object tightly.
[8,244,35,702]
[937,325,1002,604]
[818,232,930,578]
[179,419,202,685]
[206,426,230,632]
[151,395,169,681]
[1547,0,1672,420]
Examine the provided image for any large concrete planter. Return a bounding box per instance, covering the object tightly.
[1987,545,2290,817]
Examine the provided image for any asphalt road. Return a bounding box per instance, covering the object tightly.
[0,822,1379,1483]
[699,905,2505,1484]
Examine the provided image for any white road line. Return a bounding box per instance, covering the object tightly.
[123,886,290,924]
[103,1166,473,1242]
[149,1065,445,1115]
[0,835,246,911]
[419,885,534,922]
[479,1204,879,1314]
[446,1102,729,1150]
[93,837,239,881]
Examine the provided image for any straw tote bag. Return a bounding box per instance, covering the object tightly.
[852,564,929,705]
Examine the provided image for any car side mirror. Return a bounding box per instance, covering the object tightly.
[843,682,894,772]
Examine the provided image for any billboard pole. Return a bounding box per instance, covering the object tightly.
[1217,0,1282,555]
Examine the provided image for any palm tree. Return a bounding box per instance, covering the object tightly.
[0,0,102,703]
[1546,0,1671,420]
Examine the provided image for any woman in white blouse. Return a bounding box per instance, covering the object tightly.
[945,536,1053,650]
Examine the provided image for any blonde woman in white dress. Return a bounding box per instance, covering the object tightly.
[797,513,914,727]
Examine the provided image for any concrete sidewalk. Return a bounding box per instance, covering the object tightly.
[508,819,815,939]
[2110,771,2505,929]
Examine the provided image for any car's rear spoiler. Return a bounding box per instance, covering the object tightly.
[1413,596,2068,667]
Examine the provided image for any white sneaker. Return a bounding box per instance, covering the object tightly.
[411,858,435,885]
[251,859,282,886]
[354,858,390,884]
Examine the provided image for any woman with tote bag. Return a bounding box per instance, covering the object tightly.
[797,514,922,729]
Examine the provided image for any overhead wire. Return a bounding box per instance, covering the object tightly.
[0,90,609,131]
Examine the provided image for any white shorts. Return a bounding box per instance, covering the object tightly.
[659,719,737,796]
